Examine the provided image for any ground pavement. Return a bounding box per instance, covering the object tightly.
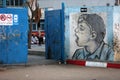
[0,44,120,80]
[0,64,120,80]
[28,44,58,65]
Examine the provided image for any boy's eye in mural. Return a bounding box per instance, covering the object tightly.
[72,13,114,61]
[79,24,85,31]
[76,22,91,34]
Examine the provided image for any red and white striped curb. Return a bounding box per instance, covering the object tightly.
[66,59,120,69]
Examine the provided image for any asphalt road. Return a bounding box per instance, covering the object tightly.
[0,64,120,80]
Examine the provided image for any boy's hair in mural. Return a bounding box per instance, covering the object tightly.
[78,14,106,43]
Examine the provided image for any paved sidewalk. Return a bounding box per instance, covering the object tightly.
[28,44,45,55]
[27,44,58,66]
[27,55,58,65]
[28,44,45,52]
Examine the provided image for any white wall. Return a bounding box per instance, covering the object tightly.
[37,0,115,9]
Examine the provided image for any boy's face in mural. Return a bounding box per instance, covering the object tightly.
[72,14,114,61]
[75,20,96,47]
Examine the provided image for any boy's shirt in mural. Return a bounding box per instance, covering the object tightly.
[72,42,114,61]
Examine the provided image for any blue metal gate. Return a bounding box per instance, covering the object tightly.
[0,8,28,64]
[45,9,64,61]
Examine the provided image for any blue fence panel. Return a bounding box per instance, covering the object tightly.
[0,8,28,64]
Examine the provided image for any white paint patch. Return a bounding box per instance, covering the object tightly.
[86,61,107,67]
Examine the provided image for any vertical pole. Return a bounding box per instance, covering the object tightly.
[9,0,11,6]
[18,0,20,6]
[61,2,65,63]
[3,0,6,7]
[44,7,48,59]
[13,0,15,6]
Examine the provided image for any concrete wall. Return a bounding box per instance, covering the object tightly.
[38,0,115,9]
[64,6,115,61]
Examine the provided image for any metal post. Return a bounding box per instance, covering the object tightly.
[61,2,65,63]
[3,0,6,7]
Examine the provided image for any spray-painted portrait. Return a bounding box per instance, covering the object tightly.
[70,13,114,61]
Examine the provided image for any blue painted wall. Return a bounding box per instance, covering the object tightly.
[45,5,120,62]
[64,6,114,61]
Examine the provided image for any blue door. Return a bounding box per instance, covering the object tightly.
[45,10,64,61]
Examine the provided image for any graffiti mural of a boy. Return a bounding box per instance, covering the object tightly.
[72,14,114,61]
